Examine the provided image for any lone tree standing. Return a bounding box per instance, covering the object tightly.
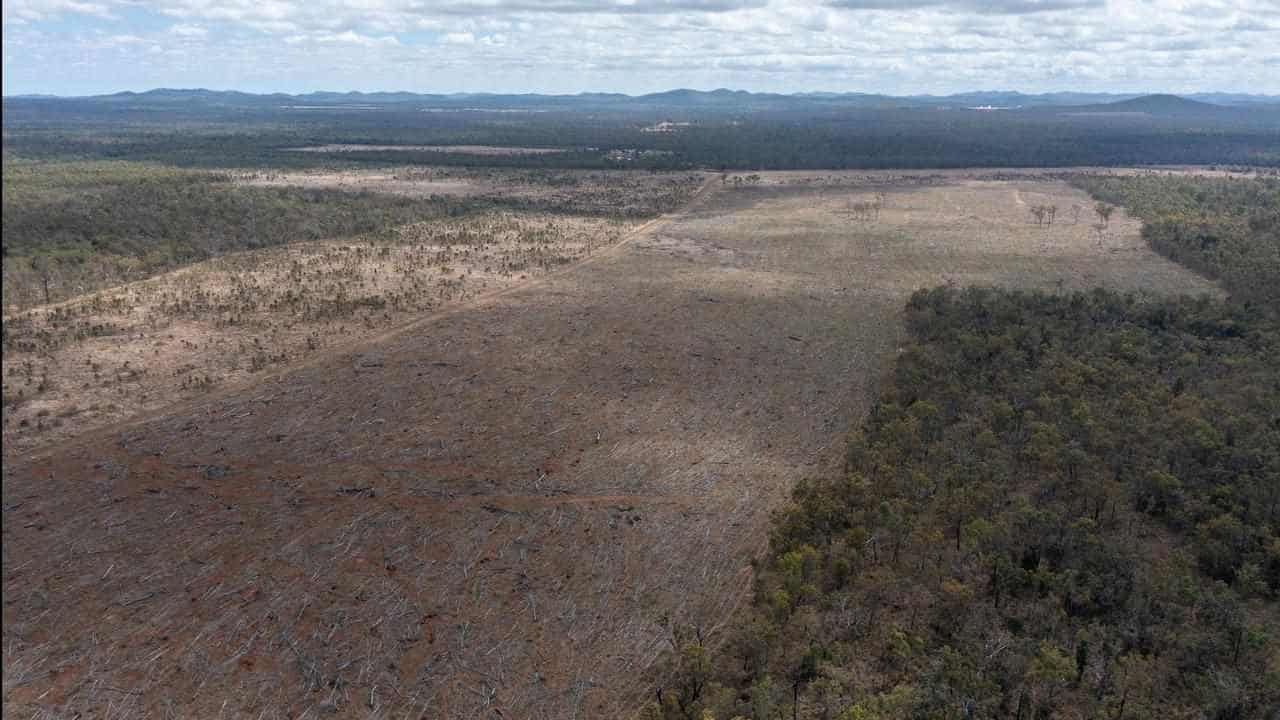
[1095,202,1115,227]
[30,255,58,305]
[1092,222,1107,248]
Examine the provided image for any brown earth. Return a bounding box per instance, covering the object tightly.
[2,173,1218,719]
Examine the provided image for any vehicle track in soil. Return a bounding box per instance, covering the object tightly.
[2,173,1217,719]
[3,175,720,463]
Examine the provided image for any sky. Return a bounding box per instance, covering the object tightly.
[2,0,1279,97]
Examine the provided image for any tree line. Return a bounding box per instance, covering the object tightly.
[645,176,1280,719]
[1,161,471,307]
[1071,174,1280,310]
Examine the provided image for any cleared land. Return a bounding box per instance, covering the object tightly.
[240,168,703,217]
[2,213,633,453]
[285,145,569,155]
[2,173,1217,719]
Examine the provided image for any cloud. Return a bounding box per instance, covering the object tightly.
[146,0,767,35]
[284,30,400,47]
[425,0,767,14]
[168,23,208,37]
[825,0,1104,13]
[2,0,1278,95]
[2,0,114,22]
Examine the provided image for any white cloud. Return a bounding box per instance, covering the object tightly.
[826,0,1104,13]
[2,0,114,22]
[1,0,1278,94]
[282,29,399,46]
[168,23,208,36]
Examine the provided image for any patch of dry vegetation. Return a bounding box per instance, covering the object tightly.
[240,167,707,217]
[2,212,631,453]
[285,144,570,155]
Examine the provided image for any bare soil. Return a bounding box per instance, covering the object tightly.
[2,173,1217,719]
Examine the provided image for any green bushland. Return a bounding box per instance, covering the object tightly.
[2,160,471,259]
[1,160,472,308]
[645,177,1280,719]
[1071,174,1280,309]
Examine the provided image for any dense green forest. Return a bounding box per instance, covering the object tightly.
[645,177,1280,719]
[5,98,1279,170]
[7,123,1278,171]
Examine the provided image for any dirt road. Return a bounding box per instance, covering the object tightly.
[2,175,1216,719]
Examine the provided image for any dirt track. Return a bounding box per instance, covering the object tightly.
[2,175,1217,719]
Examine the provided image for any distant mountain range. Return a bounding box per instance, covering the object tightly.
[5,88,1278,114]
[1060,94,1223,113]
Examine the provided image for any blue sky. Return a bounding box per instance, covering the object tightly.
[3,0,1278,96]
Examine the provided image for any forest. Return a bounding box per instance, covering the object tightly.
[5,94,1280,171]
[644,176,1280,719]
[0,161,473,259]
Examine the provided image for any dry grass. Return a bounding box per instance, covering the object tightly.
[239,167,707,217]
[285,144,570,155]
[690,175,1221,297]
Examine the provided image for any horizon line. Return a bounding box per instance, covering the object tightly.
[5,87,1279,101]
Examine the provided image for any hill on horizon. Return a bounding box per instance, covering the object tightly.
[1059,93,1229,115]
[5,87,1277,112]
